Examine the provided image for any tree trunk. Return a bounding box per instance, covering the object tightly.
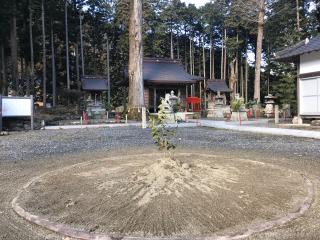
[75,43,80,91]
[236,33,239,93]
[198,43,201,77]
[51,20,56,107]
[65,0,70,90]
[192,42,195,75]
[245,55,248,103]
[203,38,207,110]
[212,43,215,79]
[29,2,34,95]
[223,29,227,81]
[10,12,18,94]
[229,58,237,100]
[189,38,192,74]
[106,37,111,109]
[128,0,144,119]
[210,35,215,80]
[184,27,187,70]
[220,31,224,80]
[42,0,47,107]
[210,37,212,79]
[79,13,85,76]
[240,58,244,98]
[1,45,6,95]
[296,0,300,32]
[176,34,180,60]
[254,0,265,103]
[202,38,206,78]
[170,29,174,59]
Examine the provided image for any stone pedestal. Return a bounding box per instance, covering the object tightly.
[292,116,303,125]
[207,101,230,119]
[231,111,248,122]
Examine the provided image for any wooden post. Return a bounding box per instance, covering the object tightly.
[141,107,146,129]
[186,85,188,98]
[30,95,34,130]
[275,105,279,124]
[153,88,157,113]
[297,64,301,117]
[192,84,194,97]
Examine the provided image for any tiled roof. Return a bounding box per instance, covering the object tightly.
[274,35,320,61]
[206,80,231,92]
[143,58,202,83]
[81,76,108,91]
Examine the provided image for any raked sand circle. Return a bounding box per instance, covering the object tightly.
[12,152,314,240]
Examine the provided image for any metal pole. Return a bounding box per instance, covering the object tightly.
[80,12,85,76]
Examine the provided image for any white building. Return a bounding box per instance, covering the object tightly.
[275,36,320,120]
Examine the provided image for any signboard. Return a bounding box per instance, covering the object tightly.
[2,97,33,117]
[0,96,34,131]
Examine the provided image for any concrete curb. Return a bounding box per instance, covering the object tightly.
[11,155,315,240]
[198,120,320,140]
[44,120,320,140]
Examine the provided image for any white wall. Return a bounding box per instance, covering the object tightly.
[299,77,320,115]
[300,51,320,74]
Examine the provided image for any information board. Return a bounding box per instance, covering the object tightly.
[0,96,34,131]
[2,97,33,117]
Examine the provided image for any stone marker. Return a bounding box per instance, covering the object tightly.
[142,107,147,129]
[275,105,279,124]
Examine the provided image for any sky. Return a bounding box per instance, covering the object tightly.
[181,0,210,8]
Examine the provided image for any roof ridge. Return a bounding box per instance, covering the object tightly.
[274,34,320,61]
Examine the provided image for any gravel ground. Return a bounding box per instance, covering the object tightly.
[1,127,320,240]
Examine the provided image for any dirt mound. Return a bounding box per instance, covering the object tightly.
[15,152,309,238]
[126,157,238,206]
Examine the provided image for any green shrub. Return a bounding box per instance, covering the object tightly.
[231,98,245,112]
[149,98,177,159]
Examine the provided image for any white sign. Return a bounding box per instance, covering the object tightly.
[2,97,33,117]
